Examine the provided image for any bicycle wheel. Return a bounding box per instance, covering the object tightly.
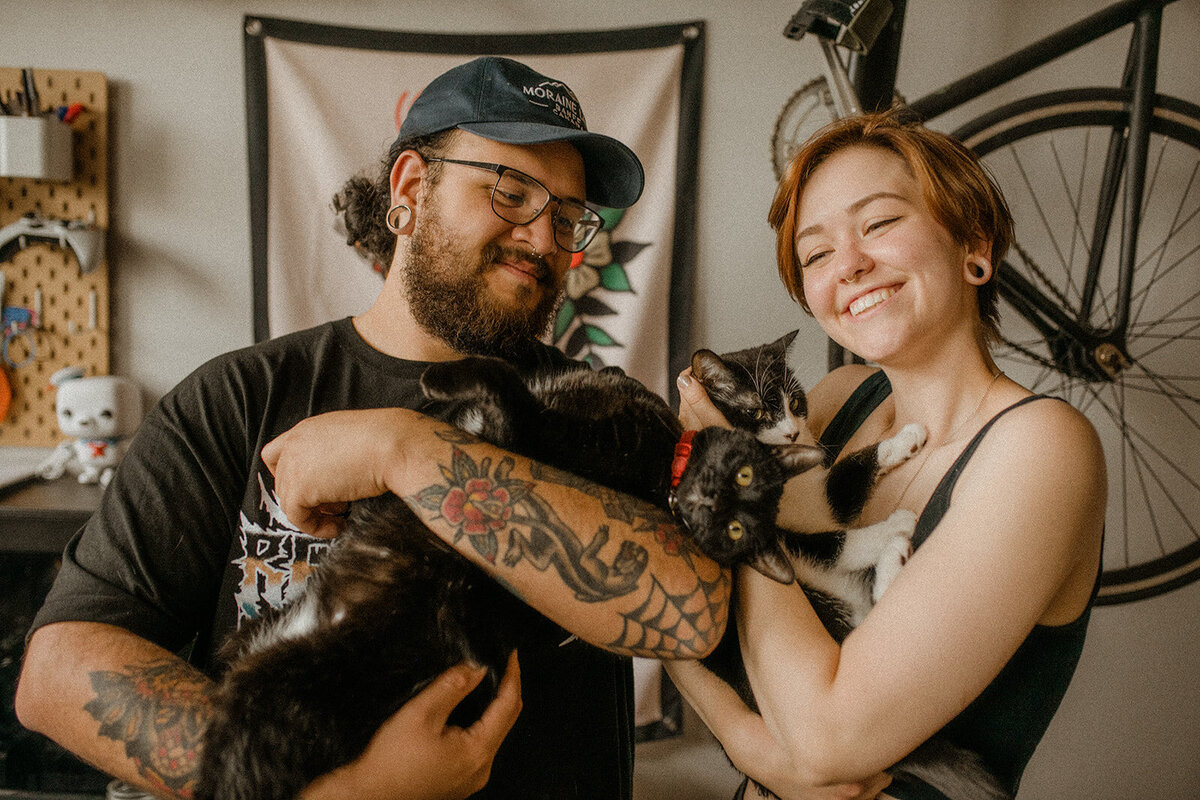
[772,77,841,180]
[952,87,1200,605]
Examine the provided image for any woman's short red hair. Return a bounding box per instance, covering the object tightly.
[768,109,1013,341]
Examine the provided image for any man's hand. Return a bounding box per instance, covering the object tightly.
[262,408,419,537]
[301,651,522,800]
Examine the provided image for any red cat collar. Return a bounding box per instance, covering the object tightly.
[670,430,697,489]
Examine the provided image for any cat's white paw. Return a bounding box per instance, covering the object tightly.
[882,507,918,539]
[868,520,912,599]
[876,423,928,470]
[873,529,914,603]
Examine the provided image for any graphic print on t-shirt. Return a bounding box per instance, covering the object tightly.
[232,474,330,624]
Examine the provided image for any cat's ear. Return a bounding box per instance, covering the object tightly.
[752,546,797,584]
[774,444,826,476]
[773,329,800,353]
[691,349,736,394]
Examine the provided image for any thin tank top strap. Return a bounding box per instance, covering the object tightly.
[913,394,1065,548]
[818,370,892,456]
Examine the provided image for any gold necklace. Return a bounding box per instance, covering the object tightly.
[891,370,1005,512]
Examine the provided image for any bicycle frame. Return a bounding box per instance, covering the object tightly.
[804,0,1181,378]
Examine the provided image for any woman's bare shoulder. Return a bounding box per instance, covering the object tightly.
[988,393,1103,467]
[961,394,1107,538]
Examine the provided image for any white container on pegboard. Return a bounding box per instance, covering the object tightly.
[0,115,72,182]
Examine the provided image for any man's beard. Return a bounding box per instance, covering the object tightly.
[401,207,563,359]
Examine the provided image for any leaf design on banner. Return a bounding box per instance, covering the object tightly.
[554,208,651,367]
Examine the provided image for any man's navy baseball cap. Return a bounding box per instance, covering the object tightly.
[396,56,645,209]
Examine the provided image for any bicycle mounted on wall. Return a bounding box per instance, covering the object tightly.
[773,0,1200,605]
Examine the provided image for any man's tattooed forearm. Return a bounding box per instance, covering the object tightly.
[412,445,648,602]
[409,443,730,655]
[529,460,674,527]
[435,427,675,528]
[84,659,214,798]
[609,571,731,657]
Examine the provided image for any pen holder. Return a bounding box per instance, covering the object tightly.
[0,115,72,182]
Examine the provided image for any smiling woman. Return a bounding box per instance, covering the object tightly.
[790,144,992,367]
[668,109,1105,800]
[771,112,1012,346]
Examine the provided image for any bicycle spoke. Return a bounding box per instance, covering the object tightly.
[1048,133,1094,297]
[1085,380,1200,555]
[1126,159,1200,330]
[1095,227,1200,334]
[1139,130,1169,220]
[1126,135,1172,326]
[1128,335,1200,345]
[1127,360,1200,426]
[1113,378,1200,403]
[1129,314,1200,332]
[1131,290,1200,361]
[1003,144,1077,301]
[1127,431,1160,566]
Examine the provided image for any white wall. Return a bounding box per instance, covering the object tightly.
[5,1,1199,797]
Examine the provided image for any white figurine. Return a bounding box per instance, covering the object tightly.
[39,367,143,489]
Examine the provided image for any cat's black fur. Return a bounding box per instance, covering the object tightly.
[682,330,923,640]
[675,331,1010,800]
[196,356,682,800]
[196,333,1002,800]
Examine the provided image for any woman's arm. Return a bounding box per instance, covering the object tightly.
[664,659,891,800]
[262,407,730,659]
[740,398,1106,783]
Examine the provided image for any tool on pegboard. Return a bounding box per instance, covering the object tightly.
[0,212,106,275]
[0,268,38,368]
[0,272,15,420]
[0,66,109,446]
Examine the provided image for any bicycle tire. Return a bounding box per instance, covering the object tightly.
[771,76,905,181]
[772,77,840,180]
[948,87,1200,605]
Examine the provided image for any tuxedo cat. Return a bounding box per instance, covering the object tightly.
[673,331,1010,800]
[196,357,682,800]
[681,330,924,638]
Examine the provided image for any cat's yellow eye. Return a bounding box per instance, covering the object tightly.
[727,520,745,541]
[789,397,802,414]
[754,409,766,421]
[735,465,754,486]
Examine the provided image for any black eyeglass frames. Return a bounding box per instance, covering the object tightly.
[424,157,604,253]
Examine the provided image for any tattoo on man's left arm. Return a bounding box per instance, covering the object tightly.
[407,440,730,656]
[84,659,214,798]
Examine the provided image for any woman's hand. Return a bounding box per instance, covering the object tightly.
[301,651,522,800]
[676,369,732,430]
[261,408,423,537]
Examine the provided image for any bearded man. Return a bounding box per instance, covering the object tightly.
[17,57,726,800]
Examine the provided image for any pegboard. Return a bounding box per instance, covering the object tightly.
[0,68,109,446]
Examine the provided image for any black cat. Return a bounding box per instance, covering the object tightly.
[681,330,924,640]
[196,357,682,800]
[674,332,1009,800]
[195,334,984,800]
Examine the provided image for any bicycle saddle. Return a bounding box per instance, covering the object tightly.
[784,0,894,54]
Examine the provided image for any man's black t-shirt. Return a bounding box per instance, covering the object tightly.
[32,318,635,799]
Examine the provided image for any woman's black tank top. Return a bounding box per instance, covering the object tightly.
[817,370,1097,798]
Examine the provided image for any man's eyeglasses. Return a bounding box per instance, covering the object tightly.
[424,157,604,254]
